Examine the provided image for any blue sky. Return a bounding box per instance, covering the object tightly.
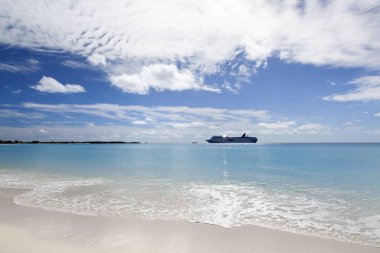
[1,0,380,142]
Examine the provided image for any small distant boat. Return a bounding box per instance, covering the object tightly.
[206,133,257,143]
[192,142,198,144]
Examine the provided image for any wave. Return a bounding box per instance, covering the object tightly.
[1,170,379,247]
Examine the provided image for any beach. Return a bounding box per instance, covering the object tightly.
[0,144,380,252]
[1,189,379,253]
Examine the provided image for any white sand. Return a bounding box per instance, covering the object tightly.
[0,190,379,253]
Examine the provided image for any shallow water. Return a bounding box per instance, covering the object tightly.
[0,143,379,246]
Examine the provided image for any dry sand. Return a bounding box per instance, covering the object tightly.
[0,189,379,253]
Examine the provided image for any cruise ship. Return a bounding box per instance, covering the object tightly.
[206,133,258,143]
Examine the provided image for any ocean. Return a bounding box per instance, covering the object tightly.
[0,143,379,246]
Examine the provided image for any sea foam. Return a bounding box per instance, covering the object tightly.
[2,172,378,247]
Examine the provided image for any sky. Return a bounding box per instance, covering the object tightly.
[1,0,380,143]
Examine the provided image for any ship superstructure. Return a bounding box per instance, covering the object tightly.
[206,133,257,143]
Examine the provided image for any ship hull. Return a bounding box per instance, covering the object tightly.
[206,137,257,143]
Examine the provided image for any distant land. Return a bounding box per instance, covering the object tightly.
[0,140,140,144]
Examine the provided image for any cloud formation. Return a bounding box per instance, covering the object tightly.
[110,64,219,94]
[323,76,380,102]
[1,0,380,93]
[257,121,323,134]
[258,121,296,130]
[0,109,44,119]
[132,120,148,125]
[31,76,86,94]
[61,60,90,69]
[21,102,270,122]
[0,102,330,142]
[0,59,40,73]
[1,102,328,141]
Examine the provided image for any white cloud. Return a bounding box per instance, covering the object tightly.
[145,117,155,122]
[257,121,324,135]
[375,112,380,117]
[294,123,323,134]
[16,102,272,140]
[88,54,107,66]
[0,102,339,141]
[61,60,90,69]
[238,64,250,78]
[31,76,86,94]
[20,102,269,123]
[0,109,44,119]
[1,1,380,93]
[110,64,219,94]
[169,121,205,128]
[362,129,380,135]
[132,120,148,125]
[22,102,134,120]
[0,59,40,73]
[0,102,331,140]
[12,89,22,95]
[258,121,296,130]
[323,76,380,102]
[221,81,240,94]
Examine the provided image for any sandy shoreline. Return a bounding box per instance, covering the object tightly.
[0,189,379,253]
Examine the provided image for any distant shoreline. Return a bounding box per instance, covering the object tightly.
[0,140,140,144]
[2,141,380,145]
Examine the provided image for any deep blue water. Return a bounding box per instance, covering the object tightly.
[0,143,379,245]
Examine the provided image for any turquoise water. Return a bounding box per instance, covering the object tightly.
[0,143,380,246]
